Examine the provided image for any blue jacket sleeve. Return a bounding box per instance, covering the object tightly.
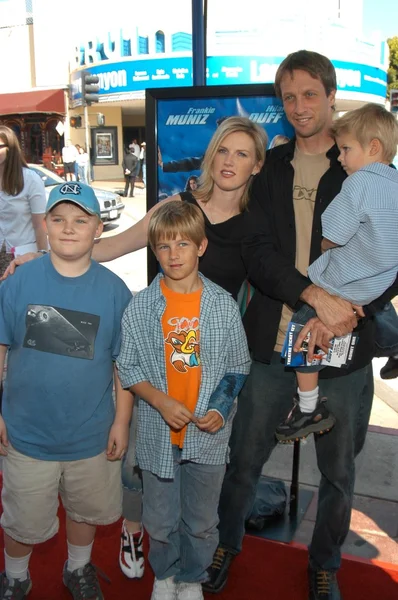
[207,372,247,425]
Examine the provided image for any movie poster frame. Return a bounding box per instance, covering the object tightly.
[91,126,119,166]
[145,83,286,284]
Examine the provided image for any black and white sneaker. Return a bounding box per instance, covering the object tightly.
[275,397,336,442]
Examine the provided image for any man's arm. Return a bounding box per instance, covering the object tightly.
[243,170,357,336]
[242,173,310,308]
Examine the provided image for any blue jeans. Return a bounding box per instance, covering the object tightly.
[142,446,225,582]
[218,353,373,571]
[374,302,398,357]
[122,402,142,523]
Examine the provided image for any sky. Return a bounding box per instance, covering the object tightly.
[363,0,398,39]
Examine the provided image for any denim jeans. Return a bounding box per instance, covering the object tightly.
[142,446,225,582]
[374,302,398,357]
[122,402,142,523]
[218,353,373,572]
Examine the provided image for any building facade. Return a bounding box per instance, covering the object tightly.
[0,0,390,180]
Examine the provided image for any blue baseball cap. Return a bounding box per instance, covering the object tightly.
[46,182,101,217]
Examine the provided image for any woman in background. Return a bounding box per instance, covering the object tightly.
[76,146,90,184]
[0,126,47,277]
[185,174,199,192]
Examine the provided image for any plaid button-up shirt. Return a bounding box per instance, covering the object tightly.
[117,273,251,479]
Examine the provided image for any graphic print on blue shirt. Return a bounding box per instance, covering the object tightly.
[23,304,100,359]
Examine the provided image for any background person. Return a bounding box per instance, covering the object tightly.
[76,146,90,184]
[203,50,398,600]
[0,125,47,277]
[185,175,199,192]
[122,148,138,198]
[140,142,146,188]
[61,139,78,182]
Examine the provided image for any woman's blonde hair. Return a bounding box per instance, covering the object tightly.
[331,103,398,163]
[195,116,267,211]
[0,125,28,196]
[148,200,206,250]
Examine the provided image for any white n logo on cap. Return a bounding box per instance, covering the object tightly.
[60,183,82,195]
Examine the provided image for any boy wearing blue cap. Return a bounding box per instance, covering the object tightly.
[0,182,133,599]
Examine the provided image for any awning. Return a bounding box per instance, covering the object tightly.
[0,89,65,116]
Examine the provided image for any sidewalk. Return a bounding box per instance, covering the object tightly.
[94,179,398,565]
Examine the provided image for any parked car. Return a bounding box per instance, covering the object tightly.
[28,164,125,223]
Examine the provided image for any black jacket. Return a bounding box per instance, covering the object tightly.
[242,139,398,376]
[122,152,138,174]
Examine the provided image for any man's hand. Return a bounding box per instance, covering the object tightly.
[196,410,224,433]
[301,284,358,336]
[293,317,334,360]
[352,304,365,318]
[157,394,196,430]
[106,421,129,461]
[1,252,42,280]
[0,415,9,456]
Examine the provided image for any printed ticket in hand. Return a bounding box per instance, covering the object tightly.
[281,321,358,368]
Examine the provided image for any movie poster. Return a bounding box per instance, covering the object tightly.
[156,95,294,199]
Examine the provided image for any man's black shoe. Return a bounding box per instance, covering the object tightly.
[275,397,336,442]
[308,567,342,599]
[202,546,235,594]
[380,356,398,380]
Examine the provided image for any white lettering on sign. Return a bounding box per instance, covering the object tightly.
[335,68,361,88]
[98,70,127,91]
[250,60,279,83]
[165,114,209,125]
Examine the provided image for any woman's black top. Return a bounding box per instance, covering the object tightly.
[181,191,246,299]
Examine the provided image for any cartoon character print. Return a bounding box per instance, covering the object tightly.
[165,329,200,373]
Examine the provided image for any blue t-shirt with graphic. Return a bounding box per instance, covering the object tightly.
[0,254,132,461]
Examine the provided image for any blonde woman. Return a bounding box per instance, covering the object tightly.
[0,126,47,277]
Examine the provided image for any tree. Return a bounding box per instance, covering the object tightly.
[387,36,398,97]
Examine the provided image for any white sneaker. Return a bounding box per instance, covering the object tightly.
[119,519,145,578]
[177,582,204,600]
[151,577,177,600]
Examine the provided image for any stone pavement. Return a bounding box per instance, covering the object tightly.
[90,180,398,565]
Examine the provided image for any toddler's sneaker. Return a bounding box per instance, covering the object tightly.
[151,576,177,600]
[119,520,145,578]
[177,582,204,599]
[63,561,104,600]
[275,396,336,442]
[0,572,32,599]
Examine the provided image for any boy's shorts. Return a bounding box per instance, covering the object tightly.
[1,444,122,545]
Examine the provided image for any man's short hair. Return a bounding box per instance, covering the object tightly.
[331,103,398,164]
[148,201,206,250]
[275,50,337,99]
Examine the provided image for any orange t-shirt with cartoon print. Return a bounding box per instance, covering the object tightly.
[161,279,202,447]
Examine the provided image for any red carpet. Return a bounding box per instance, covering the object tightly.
[0,503,397,599]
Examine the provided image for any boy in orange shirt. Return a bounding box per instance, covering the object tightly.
[117,201,250,600]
